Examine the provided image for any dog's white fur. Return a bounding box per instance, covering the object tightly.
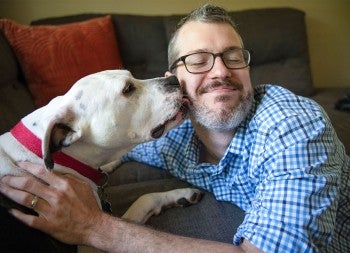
[0,69,201,224]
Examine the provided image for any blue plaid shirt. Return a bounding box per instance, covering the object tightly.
[123,85,350,252]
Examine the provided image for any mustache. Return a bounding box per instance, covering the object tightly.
[198,80,243,94]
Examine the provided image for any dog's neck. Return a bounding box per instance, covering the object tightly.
[10,121,103,184]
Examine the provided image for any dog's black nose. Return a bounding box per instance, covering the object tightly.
[162,75,180,92]
[165,75,180,87]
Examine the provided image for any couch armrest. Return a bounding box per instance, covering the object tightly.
[312,88,350,154]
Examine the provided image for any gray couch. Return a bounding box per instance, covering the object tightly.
[1,7,349,153]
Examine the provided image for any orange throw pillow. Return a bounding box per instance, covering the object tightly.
[0,16,123,107]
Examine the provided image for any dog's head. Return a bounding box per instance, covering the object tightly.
[41,70,187,169]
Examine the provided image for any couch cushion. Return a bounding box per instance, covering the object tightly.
[0,30,19,87]
[232,8,314,96]
[32,14,169,80]
[0,30,35,134]
[107,162,245,243]
[0,16,123,107]
[111,15,169,79]
[312,88,350,154]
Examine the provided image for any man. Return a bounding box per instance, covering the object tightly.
[0,4,349,253]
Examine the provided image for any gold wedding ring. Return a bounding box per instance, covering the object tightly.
[30,195,38,209]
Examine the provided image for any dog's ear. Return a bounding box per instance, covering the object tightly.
[42,110,82,170]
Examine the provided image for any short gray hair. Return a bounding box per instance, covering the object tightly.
[168,4,241,71]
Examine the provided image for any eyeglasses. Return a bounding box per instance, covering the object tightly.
[169,48,250,74]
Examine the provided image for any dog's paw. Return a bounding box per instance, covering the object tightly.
[174,188,203,207]
[122,188,203,224]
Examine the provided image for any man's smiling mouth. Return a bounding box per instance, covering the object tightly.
[198,80,242,95]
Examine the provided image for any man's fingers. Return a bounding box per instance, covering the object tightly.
[0,178,48,212]
[1,174,46,198]
[9,208,48,232]
[9,208,35,225]
[16,161,56,185]
[0,172,56,215]
[17,161,87,190]
[0,179,34,208]
[1,162,93,208]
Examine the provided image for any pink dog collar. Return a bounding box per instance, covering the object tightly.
[10,121,103,184]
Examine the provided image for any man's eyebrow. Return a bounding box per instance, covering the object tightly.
[225,46,242,50]
[184,49,210,55]
[184,46,242,55]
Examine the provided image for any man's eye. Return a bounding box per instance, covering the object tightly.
[186,54,209,66]
[122,82,136,95]
[190,61,207,66]
[226,58,242,63]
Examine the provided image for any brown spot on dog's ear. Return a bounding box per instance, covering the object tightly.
[44,156,54,170]
[42,107,82,171]
[43,123,74,170]
[49,123,74,153]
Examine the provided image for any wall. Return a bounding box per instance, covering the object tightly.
[0,0,349,89]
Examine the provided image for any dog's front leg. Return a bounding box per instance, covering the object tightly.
[99,160,121,173]
[122,188,203,224]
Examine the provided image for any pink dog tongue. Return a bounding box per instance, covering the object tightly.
[181,97,191,111]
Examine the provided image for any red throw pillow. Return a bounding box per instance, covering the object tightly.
[0,16,123,107]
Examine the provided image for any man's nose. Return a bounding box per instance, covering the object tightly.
[210,57,232,78]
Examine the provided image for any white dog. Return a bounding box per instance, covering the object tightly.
[0,69,201,224]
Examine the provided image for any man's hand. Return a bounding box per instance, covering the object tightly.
[0,161,104,245]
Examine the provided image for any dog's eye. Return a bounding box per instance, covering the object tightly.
[122,81,136,96]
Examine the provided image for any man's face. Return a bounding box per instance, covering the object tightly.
[173,21,253,131]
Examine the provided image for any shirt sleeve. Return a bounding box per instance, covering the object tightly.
[121,120,194,171]
[234,111,343,252]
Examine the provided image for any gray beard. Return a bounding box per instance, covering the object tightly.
[189,93,253,131]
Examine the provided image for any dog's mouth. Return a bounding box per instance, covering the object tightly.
[151,98,190,139]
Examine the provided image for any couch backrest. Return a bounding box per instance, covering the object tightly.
[0,7,313,133]
[0,30,36,133]
[229,8,313,96]
[32,7,313,96]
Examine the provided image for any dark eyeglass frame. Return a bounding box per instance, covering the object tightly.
[169,48,251,74]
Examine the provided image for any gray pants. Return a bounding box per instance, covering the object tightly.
[105,162,245,243]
